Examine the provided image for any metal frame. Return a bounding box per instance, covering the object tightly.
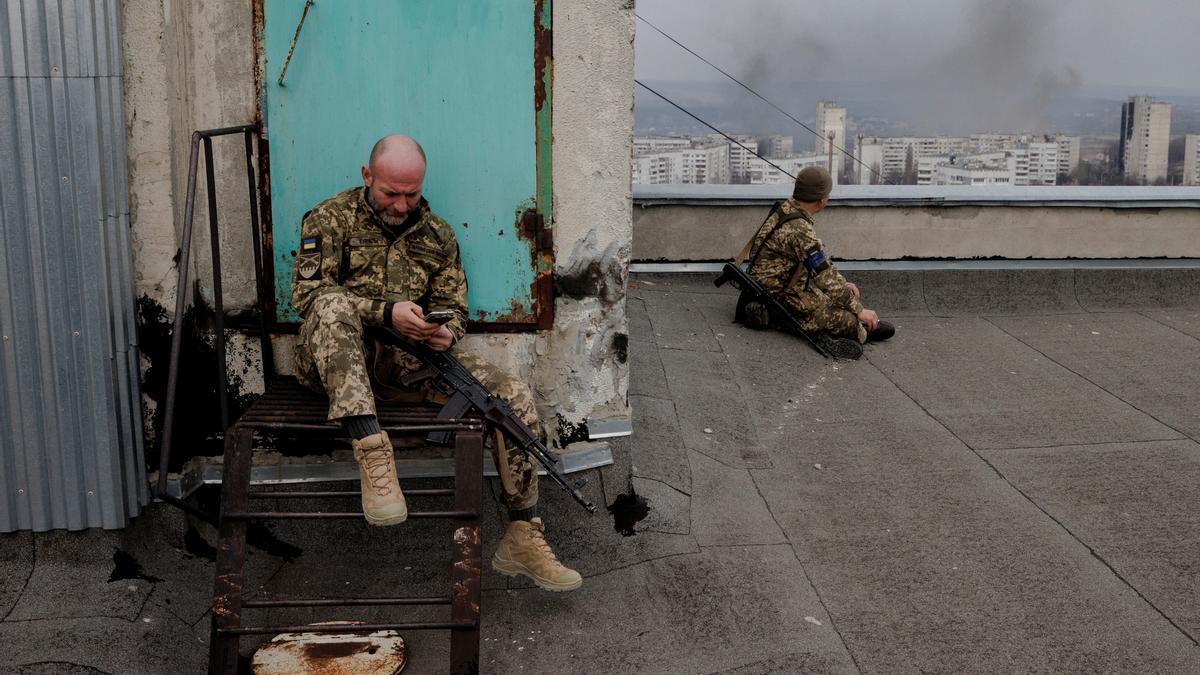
[207,425,485,674]
[155,125,271,525]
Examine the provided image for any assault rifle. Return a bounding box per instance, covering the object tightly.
[713,262,846,359]
[373,326,597,514]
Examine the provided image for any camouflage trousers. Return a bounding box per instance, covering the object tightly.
[795,302,868,344]
[293,293,539,510]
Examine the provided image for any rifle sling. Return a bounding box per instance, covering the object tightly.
[735,202,814,296]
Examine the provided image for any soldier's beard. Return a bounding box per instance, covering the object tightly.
[365,189,411,228]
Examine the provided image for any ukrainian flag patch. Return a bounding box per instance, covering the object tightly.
[297,236,321,280]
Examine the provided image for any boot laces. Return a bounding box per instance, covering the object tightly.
[527,522,559,563]
[361,447,393,493]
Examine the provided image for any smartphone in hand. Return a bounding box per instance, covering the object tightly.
[424,310,455,325]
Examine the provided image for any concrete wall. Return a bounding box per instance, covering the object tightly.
[122,0,258,309]
[121,0,633,443]
[634,203,1200,261]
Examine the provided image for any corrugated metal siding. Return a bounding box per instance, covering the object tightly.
[0,0,146,532]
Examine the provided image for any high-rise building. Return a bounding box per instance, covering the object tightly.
[759,134,794,158]
[815,102,846,176]
[1023,142,1060,186]
[1054,135,1080,177]
[722,134,761,182]
[1184,135,1200,186]
[1118,95,1172,184]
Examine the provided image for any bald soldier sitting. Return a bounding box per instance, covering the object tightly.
[290,135,581,592]
[741,166,894,351]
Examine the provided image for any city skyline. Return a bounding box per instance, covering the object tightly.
[634,98,1200,186]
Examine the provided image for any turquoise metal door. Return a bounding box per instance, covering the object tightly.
[260,0,553,328]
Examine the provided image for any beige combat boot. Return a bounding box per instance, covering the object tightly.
[351,431,407,526]
[491,517,582,592]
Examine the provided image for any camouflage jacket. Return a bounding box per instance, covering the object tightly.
[746,198,863,317]
[291,187,468,342]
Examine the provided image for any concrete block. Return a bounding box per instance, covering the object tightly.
[848,269,929,317]
[923,269,1081,316]
[1076,268,1200,311]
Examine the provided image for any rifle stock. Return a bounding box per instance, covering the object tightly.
[713,262,833,358]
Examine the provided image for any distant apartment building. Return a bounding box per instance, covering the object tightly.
[718,134,761,182]
[815,101,846,176]
[928,158,1016,186]
[759,134,794,158]
[1184,135,1200,186]
[1022,142,1060,185]
[1118,95,1172,184]
[631,138,730,185]
[916,144,1058,187]
[1054,134,1080,176]
[862,134,1066,186]
[633,136,692,155]
[747,154,832,186]
[855,136,970,184]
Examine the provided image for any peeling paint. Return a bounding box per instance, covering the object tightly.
[555,414,590,447]
[611,332,629,364]
[136,294,258,471]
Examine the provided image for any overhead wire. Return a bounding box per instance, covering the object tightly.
[636,12,891,185]
[635,80,798,180]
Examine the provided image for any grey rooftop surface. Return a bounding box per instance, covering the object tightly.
[3,269,1200,673]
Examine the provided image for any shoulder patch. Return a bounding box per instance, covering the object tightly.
[297,236,321,279]
[803,245,831,273]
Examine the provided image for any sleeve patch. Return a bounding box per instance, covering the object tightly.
[297,236,321,280]
[803,246,831,273]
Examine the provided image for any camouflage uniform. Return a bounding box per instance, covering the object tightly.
[746,198,868,343]
[291,187,538,510]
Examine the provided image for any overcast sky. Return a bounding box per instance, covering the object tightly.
[635,0,1200,92]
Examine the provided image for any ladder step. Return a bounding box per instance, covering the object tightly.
[243,597,451,608]
[247,489,455,499]
[217,620,476,636]
[223,510,478,520]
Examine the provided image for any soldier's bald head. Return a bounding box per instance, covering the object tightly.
[368,135,426,178]
[362,135,427,226]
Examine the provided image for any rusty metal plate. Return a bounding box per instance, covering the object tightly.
[251,622,406,675]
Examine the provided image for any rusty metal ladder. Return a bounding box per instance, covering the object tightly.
[152,126,486,673]
[207,391,486,674]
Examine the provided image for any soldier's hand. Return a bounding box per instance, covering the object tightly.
[390,301,442,340]
[426,326,454,352]
[846,282,860,299]
[858,308,879,331]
